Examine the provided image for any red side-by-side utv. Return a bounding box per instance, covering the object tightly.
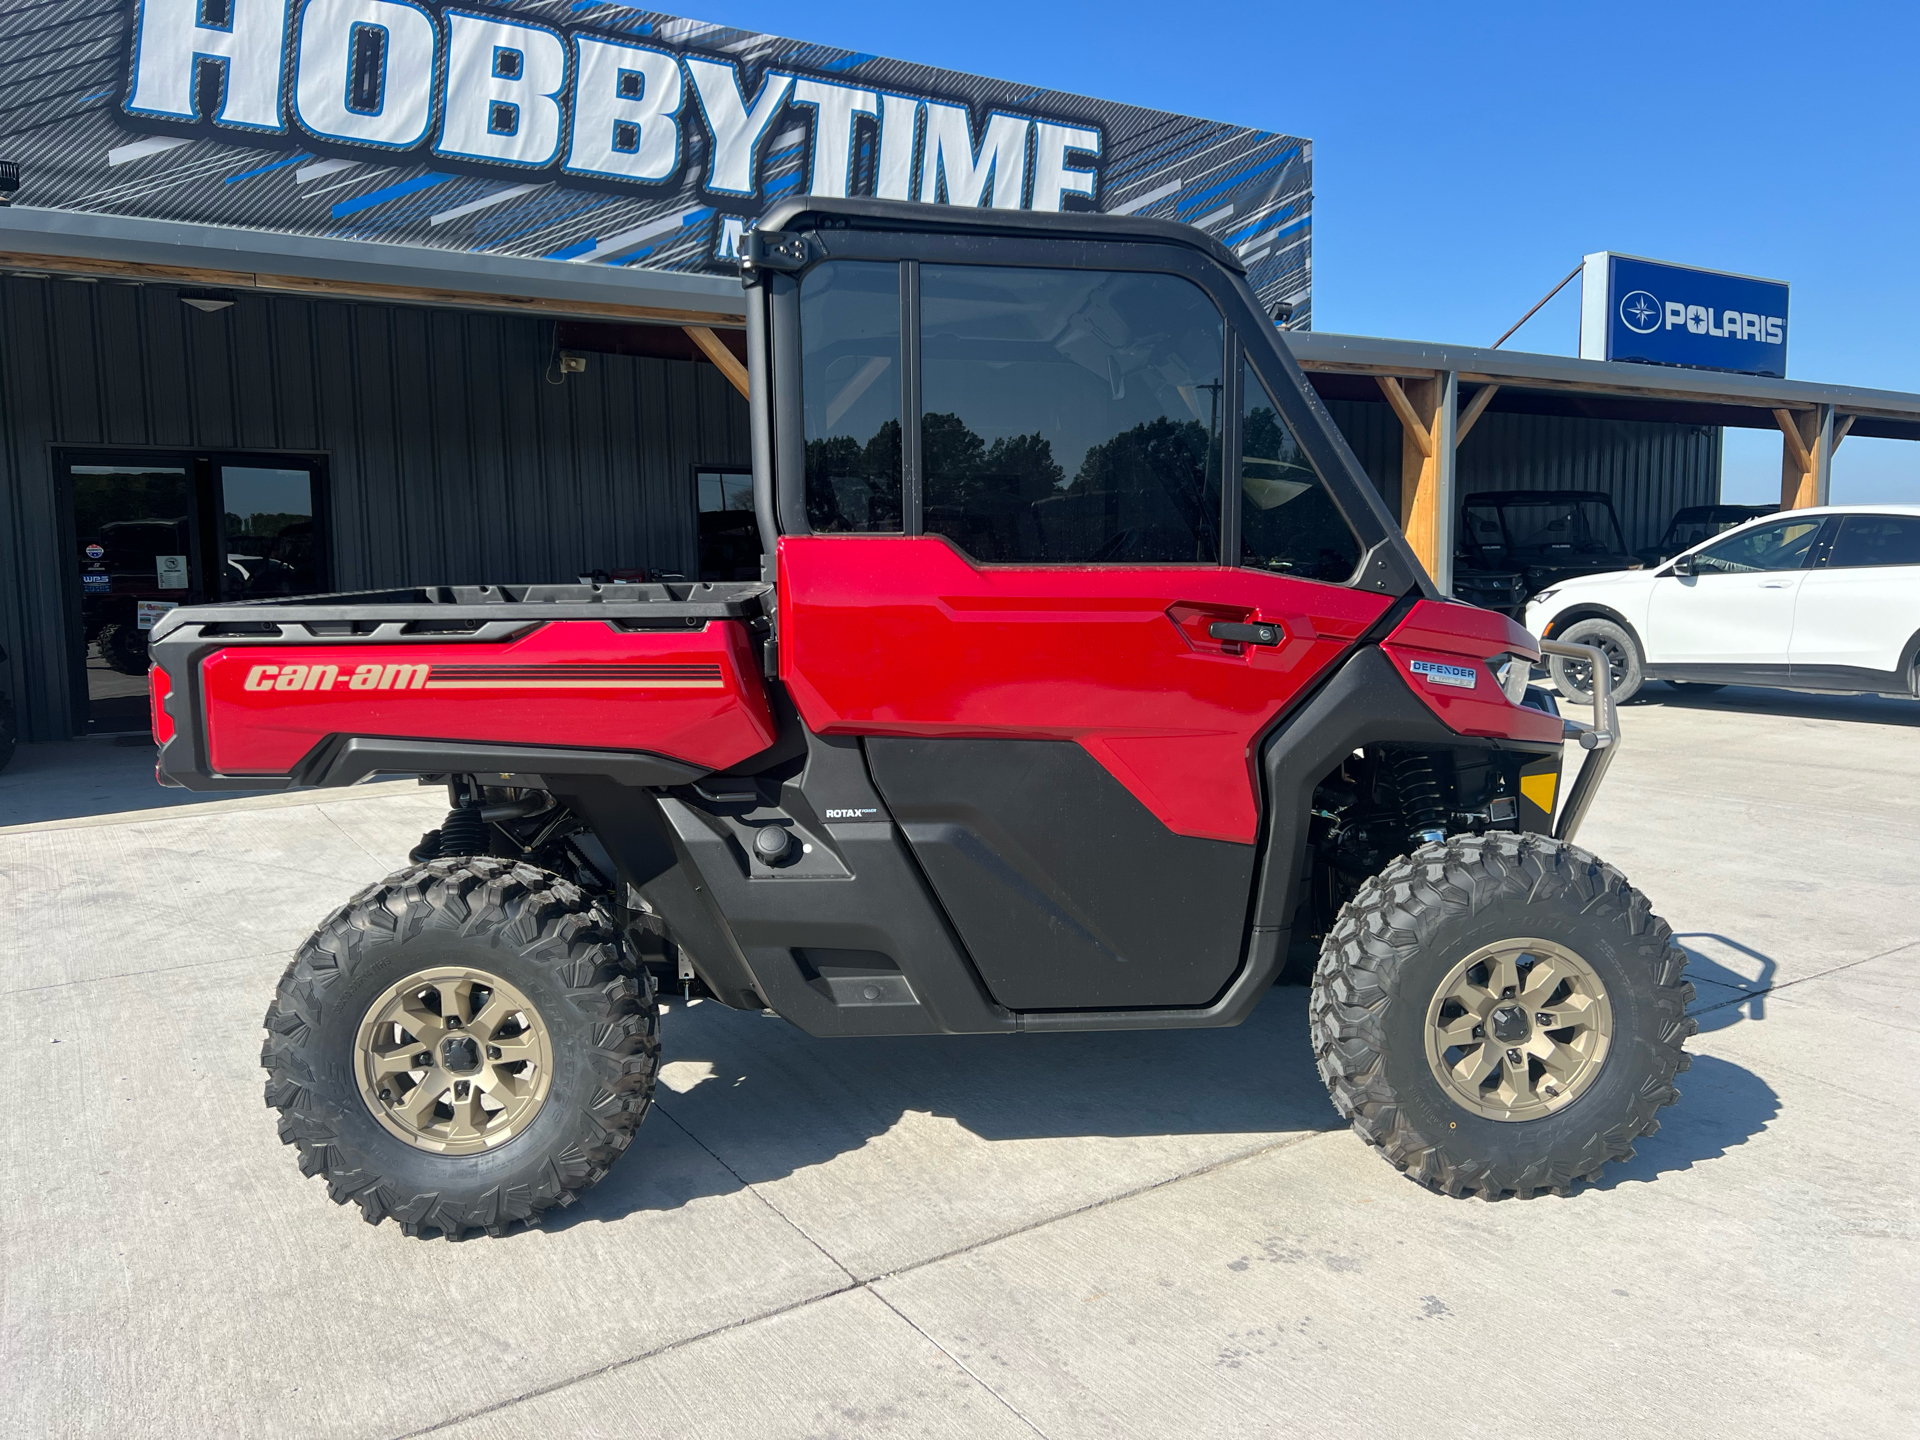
[147,200,1693,1237]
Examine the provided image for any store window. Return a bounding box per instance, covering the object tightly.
[919,265,1223,564]
[1237,363,1360,581]
[697,469,760,581]
[800,261,903,533]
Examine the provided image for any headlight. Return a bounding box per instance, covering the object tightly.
[1529,586,1560,605]
[1490,653,1533,704]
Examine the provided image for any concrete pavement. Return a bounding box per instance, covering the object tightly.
[2,685,1915,1440]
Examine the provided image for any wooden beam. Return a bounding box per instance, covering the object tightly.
[1831,413,1857,452]
[684,325,750,398]
[1455,383,1499,445]
[1376,375,1433,455]
[1776,407,1820,509]
[1392,376,1444,583]
[1773,408,1814,473]
[0,247,748,329]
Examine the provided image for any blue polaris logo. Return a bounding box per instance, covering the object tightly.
[1584,252,1789,378]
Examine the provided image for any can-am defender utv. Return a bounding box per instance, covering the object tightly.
[147,199,1693,1237]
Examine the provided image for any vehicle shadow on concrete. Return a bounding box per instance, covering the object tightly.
[0,739,246,828]
[552,973,1781,1226]
[1678,932,1781,1031]
[1630,682,1919,726]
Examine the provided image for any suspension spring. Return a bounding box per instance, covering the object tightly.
[1386,751,1449,846]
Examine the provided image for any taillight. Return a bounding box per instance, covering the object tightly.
[149,666,175,745]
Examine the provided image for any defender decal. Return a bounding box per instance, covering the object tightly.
[1408,659,1480,691]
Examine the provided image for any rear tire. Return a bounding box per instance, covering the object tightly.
[1310,833,1694,1198]
[1548,618,1643,704]
[262,858,658,1237]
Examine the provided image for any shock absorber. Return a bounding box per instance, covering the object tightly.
[1386,751,1449,848]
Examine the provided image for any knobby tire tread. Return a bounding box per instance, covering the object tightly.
[1309,831,1696,1199]
[260,857,658,1238]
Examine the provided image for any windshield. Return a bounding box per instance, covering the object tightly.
[1661,509,1761,551]
[1463,497,1625,558]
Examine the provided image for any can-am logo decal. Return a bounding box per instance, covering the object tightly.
[1408,659,1479,691]
[122,0,1104,229]
[239,660,724,691]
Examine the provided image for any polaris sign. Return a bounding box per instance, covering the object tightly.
[0,2,1311,311]
[1579,252,1789,378]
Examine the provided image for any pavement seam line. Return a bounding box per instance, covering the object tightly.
[386,1114,1336,1437]
[1686,937,1920,1018]
[0,946,298,998]
[865,1286,1054,1439]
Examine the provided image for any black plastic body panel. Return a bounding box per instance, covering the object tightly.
[1247,645,1562,934]
[865,737,1254,1011]
[594,730,1015,1036]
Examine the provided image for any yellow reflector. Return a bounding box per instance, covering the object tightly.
[1520,772,1558,813]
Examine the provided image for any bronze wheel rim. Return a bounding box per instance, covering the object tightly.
[354,967,554,1155]
[1423,938,1613,1122]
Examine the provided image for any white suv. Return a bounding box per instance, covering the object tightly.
[1524,504,1920,703]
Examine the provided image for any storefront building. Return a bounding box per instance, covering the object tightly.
[2,2,1916,741]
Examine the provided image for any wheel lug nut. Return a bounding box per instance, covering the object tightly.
[415,1052,431,1067]
[378,1087,392,1102]
[487,1045,501,1059]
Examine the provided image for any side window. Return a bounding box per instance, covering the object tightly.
[1693,518,1824,573]
[800,261,902,533]
[919,265,1223,563]
[1238,362,1361,582]
[1826,514,1920,568]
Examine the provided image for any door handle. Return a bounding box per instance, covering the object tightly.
[1208,620,1283,646]
[1760,581,1791,589]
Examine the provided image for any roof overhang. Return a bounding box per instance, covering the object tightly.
[1286,331,1920,441]
[0,204,748,328]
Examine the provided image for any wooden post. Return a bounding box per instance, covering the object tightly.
[1775,406,1819,509]
[1377,374,1443,584]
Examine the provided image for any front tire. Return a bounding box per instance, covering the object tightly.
[1548,617,1643,704]
[262,858,658,1237]
[1310,833,1694,1198]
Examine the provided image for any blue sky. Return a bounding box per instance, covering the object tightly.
[716,0,1919,503]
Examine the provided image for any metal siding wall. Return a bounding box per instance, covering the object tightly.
[1324,398,1721,554]
[0,277,749,743]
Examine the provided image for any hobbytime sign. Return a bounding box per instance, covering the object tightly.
[1580,251,1790,379]
[121,0,1105,211]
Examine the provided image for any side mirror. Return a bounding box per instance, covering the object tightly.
[1670,554,1694,577]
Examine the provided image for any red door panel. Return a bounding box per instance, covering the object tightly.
[779,536,1393,843]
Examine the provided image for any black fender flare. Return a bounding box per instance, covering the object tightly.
[1247,646,1558,938]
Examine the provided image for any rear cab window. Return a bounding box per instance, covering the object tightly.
[919,265,1224,564]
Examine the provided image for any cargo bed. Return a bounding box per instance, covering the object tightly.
[147,581,776,792]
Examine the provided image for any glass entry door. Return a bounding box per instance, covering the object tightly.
[63,452,326,732]
[69,460,202,732]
